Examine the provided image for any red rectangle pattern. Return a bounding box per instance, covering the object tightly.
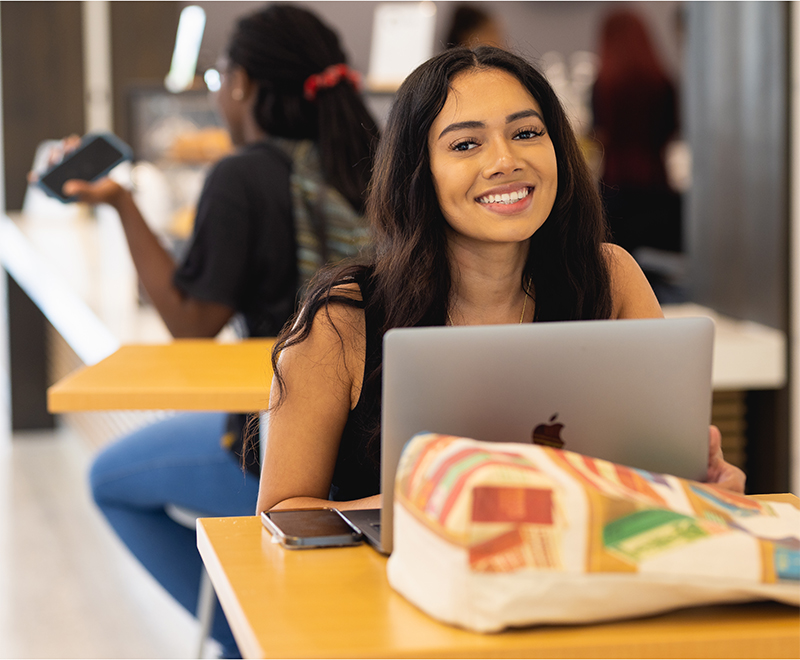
[471,486,553,524]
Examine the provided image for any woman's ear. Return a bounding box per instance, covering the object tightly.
[228,65,254,102]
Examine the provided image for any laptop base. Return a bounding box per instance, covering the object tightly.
[342,508,384,553]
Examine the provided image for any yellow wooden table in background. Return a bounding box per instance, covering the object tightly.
[197,494,800,659]
[47,339,275,413]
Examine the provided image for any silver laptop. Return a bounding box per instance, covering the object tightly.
[345,317,714,554]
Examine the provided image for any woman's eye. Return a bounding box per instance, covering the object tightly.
[450,139,478,152]
[514,128,545,140]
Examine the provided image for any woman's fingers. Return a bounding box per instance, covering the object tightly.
[62,177,123,205]
[715,463,747,493]
[43,134,83,170]
[54,135,82,165]
[29,135,84,184]
[706,424,746,493]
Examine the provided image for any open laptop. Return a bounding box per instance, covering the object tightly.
[344,317,714,554]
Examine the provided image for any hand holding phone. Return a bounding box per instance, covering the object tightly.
[36,132,132,203]
[261,508,363,549]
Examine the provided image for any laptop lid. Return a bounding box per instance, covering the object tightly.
[379,317,714,554]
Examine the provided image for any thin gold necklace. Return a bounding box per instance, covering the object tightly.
[447,286,530,326]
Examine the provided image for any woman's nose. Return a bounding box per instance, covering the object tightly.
[482,139,523,178]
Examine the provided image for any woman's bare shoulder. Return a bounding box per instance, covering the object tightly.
[315,282,365,335]
[602,243,640,275]
[602,243,664,319]
[283,282,366,402]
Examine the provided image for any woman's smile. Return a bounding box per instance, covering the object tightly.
[476,184,534,215]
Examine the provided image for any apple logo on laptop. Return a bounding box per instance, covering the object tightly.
[532,414,565,449]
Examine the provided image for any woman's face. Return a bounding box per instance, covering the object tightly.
[428,68,558,248]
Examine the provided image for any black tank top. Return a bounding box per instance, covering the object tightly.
[329,267,384,501]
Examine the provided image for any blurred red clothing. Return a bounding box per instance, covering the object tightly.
[593,10,678,191]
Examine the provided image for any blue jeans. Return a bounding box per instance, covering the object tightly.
[89,412,259,657]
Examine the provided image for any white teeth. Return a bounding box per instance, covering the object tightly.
[479,188,531,205]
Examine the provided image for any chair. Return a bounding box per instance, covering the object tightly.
[167,411,268,658]
[164,503,218,658]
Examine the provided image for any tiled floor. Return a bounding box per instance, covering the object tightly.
[0,425,204,659]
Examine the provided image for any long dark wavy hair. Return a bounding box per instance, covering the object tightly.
[227,4,378,212]
[270,45,612,446]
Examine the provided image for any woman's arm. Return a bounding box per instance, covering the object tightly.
[62,178,234,337]
[604,243,663,320]
[256,297,379,514]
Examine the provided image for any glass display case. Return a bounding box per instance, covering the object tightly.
[126,86,232,247]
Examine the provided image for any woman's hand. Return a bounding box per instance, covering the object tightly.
[62,177,127,208]
[705,424,746,493]
[28,135,128,208]
[27,134,82,184]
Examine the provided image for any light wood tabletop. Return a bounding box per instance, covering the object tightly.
[197,493,800,659]
[47,339,275,413]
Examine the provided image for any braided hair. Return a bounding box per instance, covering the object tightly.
[226,4,378,212]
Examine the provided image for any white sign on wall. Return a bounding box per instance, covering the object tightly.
[367,2,437,92]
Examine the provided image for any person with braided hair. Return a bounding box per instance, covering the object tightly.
[65,6,378,656]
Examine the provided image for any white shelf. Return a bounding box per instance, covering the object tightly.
[663,303,786,391]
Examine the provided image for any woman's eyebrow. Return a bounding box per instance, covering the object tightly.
[437,109,544,140]
[438,120,484,140]
[506,109,544,123]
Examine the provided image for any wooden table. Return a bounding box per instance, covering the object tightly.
[197,494,800,659]
[47,339,275,413]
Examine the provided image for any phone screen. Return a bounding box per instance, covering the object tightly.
[39,135,126,199]
[262,508,363,548]
[267,509,358,538]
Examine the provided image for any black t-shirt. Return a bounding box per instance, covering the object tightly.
[329,267,447,500]
[173,141,298,476]
[173,141,297,337]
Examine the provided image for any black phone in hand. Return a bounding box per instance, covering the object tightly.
[37,132,132,203]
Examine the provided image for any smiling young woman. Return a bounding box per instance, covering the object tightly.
[428,67,559,325]
[255,46,745,516]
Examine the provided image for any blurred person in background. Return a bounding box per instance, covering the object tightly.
[445,3,505,48]
[57,5,378,657]
[592,10,681,281]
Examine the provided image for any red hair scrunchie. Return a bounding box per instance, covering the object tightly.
[303,63,362,101]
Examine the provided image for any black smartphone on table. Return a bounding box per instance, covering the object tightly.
[37,132,132,203]
[261,507,363,549]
